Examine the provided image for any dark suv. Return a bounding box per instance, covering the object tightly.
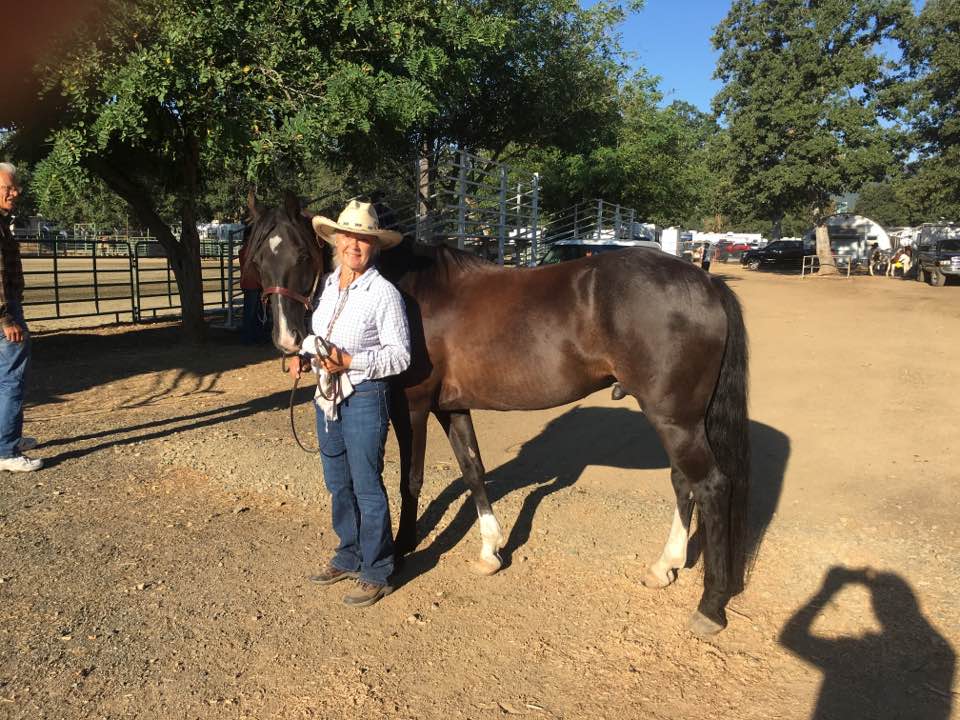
[914,224,960,287]
[740,240,814,271]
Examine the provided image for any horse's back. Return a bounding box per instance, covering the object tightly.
[415,249,730,412]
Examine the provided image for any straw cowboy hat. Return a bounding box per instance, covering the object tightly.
[311,199,403,249]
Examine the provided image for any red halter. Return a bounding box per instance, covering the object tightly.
[260,242,324,310]
[260,284,315,310]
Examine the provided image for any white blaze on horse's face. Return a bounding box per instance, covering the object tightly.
[274,300,300,354]
[268,234,284,254]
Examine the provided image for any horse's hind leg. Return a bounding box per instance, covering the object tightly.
[435,409,505,575]
[641,468,694,589]
[647,415,733,637]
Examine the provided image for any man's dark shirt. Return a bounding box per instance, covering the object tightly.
[0,214,25,329]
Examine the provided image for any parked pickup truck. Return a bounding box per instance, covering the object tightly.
[913,223,960,287]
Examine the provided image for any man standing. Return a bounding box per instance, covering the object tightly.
[0,163,41,471]
[701,242,713,273]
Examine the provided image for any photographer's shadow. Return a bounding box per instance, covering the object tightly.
[780,566,956,719]
[396,404,789,584]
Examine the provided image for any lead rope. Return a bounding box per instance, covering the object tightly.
[288,283,351,453]
[289,372,319,453]
[313,286,350,401]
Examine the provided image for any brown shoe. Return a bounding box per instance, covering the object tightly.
[343,580,392,608]
[309,564,359,586]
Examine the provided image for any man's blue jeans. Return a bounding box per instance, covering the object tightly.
[0,305,30,459]
[316,380,394,585]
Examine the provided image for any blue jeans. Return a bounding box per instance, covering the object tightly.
[0,305,30,459]
[316,380,394,585]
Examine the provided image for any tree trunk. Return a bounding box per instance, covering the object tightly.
[87,156,207,342]
[771,215,782,241]
[170,222,207,344]
[175,134,208,344]
[813,203,837,276]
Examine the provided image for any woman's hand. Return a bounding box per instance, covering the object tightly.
[320,344,351,374]
[288,354,306,380]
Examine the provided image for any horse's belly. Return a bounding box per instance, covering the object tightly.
[437,372,610,411]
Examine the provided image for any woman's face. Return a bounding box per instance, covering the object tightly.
[336,231,377,274]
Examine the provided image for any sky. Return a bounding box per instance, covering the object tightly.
[622,0,729,112]
[618,0,927,113]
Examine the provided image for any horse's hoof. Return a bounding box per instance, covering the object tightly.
[688,611,725,639]
[611,382,627,401]
[471,555,502,576]
[640,565,675,589]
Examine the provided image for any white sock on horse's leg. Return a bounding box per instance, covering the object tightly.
[473,511,504,575]
[642,504,690,589]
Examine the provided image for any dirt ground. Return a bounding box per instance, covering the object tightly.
[2,263,958,719]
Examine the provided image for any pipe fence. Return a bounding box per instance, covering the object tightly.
[21,232,244,327]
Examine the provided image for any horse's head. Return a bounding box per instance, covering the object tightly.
[245,190,325,354]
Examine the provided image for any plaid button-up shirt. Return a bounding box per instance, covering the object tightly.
[0,214,24,329]
[304,265,410,385]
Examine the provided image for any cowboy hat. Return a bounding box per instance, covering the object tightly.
[311,199,402,249]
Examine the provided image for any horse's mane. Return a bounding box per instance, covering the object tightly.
[433,244,500,274]
[380,237,503,284]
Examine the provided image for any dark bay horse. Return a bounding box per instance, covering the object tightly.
[245,195,751,637]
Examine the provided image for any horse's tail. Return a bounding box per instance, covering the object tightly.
[705,278,751,593]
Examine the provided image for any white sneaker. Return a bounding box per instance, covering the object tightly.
[18,437,37,452]
[0,455,43,472]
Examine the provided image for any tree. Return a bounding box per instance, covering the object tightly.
[8,0,635,340]
[413,0,630,160]
[892,0,960,221]
[712,0,912,272]
[530,75,719,226]
[13,0,469,341]
[852,179,916,227]
[31,163,136,230]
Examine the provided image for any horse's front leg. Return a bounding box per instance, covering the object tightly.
[393,398,429,556]
[435,409,505,575]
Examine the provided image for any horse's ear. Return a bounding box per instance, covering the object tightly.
[247,188,261,222]
[284,190,301,220]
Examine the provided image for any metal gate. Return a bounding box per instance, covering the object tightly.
[386,148,542,266]
[21,235,243,327]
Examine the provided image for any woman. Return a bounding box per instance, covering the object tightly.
[288,199,410,608]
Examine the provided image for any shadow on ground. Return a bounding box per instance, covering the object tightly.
[28,322,277,409]
[37,389,291,468]
[780,566,956,719]
[396,405,789,587]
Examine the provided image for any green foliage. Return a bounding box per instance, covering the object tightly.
[31,158,136,229]
[892,0,960,220]
[711,0,913,228]
[16,0,633,227]
[424,0,628,158]
[529,75,719,226]
[852,179,914,226]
